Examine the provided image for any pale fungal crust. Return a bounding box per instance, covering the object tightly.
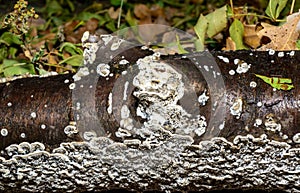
[0,128,8,137]
[236,62,251,74]
[250,81,257,88]
[264,114,282,132]
[230,98,243,119]
[0,134,300,192]
[114,53,208,146]
[63,125,78,137]
[72,67,90,82]
[96,63,110,77]
[217,55,230,63]
[198,90,209,106]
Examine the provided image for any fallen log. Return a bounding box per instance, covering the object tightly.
[0,35,299,192]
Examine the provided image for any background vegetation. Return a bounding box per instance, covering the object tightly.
[0,0,299,77]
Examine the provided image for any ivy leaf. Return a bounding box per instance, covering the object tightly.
[194,14,208,51]
[229,19,248,50]
[205,5,227,38]
[265,0,288,21]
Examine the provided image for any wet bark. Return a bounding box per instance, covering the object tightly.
[0,49,299,192]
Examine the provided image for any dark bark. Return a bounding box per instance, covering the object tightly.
[0,49,300,192]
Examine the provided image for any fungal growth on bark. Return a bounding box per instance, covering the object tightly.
[0,28,300,192]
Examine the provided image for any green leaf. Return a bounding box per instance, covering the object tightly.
[176,34,188,54]
[44,0,64,17]
[296,40,300,49]
[265,0,288,20]
[2,60,35,77]
[36,67,49,75]
[110,0,123,6]
[125,10,138,27]
[255,74,294,91]
[59,42,83,55]
[206,5,228,38]
[59,55,83,66]
[229,19,248,50]
[194,14,208,51]
[0,32,23,46]
[105,20,117,32]
[0,46,8,62]
[76,12,103,21]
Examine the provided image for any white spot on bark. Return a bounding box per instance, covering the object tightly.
[217,55,229,63]
[230,98,243,119]
[198,90,209,106]
[31,112,37,118]
[250,81,257,88]
[96,63,110,77]
[278,52,284,57]
[107,92,112,114]
[1,128,8,136]
[229,70,235,75]
[69,83,76,90]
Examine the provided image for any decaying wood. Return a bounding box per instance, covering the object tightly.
[0,48,299,192]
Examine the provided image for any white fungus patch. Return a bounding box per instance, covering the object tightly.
[217,55,229,63]
[254,118,262,127]
[230,98,243,119]
[113,53,209,143]
[107,92,113,114]
[229,70,235,75]
[76,102,81,110]
[96,63,110,77]
[100,34,114,45]
[257,101,263,107]
[119,59,129,65]
[278,52,284,57]
[203,65,209,72]
[30,112,37,119]
[234,58,240,65]
[64,125,78,137]
[198,90,209,106]
[1,128,8,136]
[292,133,300,143]
[264,114,281,132]
[73,67,90,81]
[110,39,124,51]
[250,81,257,88]
[123,81,129,101]
[81,31,90,43]
[20,133,26,138]
[268,49,275,55]
[219,121,225,130]
[236,62,251,74]
[69,83,76,90]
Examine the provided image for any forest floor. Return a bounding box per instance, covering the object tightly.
[0,0,299,77]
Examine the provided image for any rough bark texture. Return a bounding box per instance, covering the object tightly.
[0,39,300,192]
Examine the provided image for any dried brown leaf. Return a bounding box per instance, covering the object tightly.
[243,24,261,49]
[134,4,151,19]
[258,13,300,50]
[108,7,120,20]
[223,37,236,50]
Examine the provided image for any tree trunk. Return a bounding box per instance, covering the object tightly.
[0,48,299,192]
